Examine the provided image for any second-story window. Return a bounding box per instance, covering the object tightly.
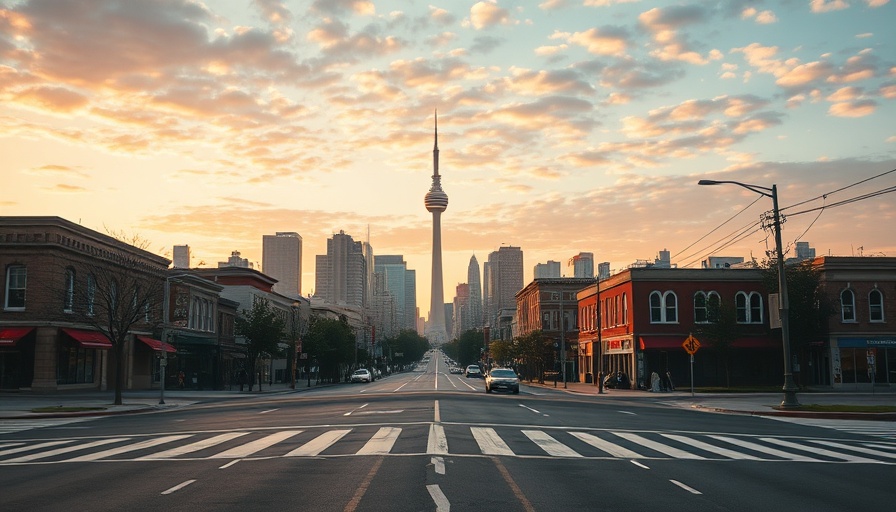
[869,289,884,322]
[5,265,26,310]
[841,289,856,322]
[64,268,75,312]
[86,274,96,315]
[736,292,763,323]
[650,291,678,323]
[622,293,628,325]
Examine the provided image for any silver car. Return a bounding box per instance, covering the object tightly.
[485,368,519,394]
[350,369,372,383]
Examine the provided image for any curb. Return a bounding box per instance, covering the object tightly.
[692,405,896,421]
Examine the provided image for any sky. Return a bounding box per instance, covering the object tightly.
[2,0,895,319]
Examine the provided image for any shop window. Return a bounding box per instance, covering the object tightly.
[57,341,96,385]
[5,264,26,310]
[869,289,884,322]
[841,289,856,322]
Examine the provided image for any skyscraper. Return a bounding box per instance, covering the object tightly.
[314,230,367,307]
[534,260,561,278]
[424,112,448,344]
[173,245,190,269]
[467,255,482,329]
[262,232,302,298]
[568,252,594,278]
[484,246,524,329]
[374,255,417,332]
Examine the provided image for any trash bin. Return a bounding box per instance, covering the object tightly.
[585,372,593,383]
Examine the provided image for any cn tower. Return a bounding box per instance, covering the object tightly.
[424,111,448,344]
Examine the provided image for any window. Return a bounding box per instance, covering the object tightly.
[64,268,75,312]
[57,339,96,385]
[694,292,708,323]
[86,274,96,315]
[622,293,628,325]
[869,289,884,322]
[650,291,678,323]
[841,289,856,322]
[5,265,26,309]
[736,292,763,323]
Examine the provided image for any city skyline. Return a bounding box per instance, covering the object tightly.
[3,1,895,318]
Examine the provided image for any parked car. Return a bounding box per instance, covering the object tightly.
[464,365,482,378]
[350,369,372,383]
[485,368,520,394]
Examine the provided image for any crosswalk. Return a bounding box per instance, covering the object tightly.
[2,425,896,465]
[0,417,99,435]
[763,416,896,440]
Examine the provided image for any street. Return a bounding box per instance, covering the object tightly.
[2,353,895,511]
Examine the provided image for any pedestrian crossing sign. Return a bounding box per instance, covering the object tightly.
[682,335,701,355]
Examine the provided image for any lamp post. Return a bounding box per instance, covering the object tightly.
[290,303,299,390]
[596,276,604,393]
[559,289,567,389]
[698,179,800,408]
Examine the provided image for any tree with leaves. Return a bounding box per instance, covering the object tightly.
[515,330,552,383]
[695,298,740,387]
[234,298,286,391]
[303,315,355,382]
[385,329,430,370]
[489,338,516,367]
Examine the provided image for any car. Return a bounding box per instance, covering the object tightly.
[464,365,482,378]
[350,368,372,383]
[485,368,520,394]
[449,366,463,374]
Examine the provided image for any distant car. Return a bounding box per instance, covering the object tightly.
[449,366,463,374]
[351,369,372,383]
[485,368,520,394]
[464,365,482,378]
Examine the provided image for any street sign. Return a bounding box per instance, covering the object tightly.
[682,335,701,355]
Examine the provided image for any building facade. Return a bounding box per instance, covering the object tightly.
[485,246,524,330]
[262,232,302,299]
[314,230,367,308]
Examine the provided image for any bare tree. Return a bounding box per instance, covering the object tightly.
[69,252,167,405]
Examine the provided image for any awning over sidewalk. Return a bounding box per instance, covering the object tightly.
[61,328,113,349]
[137,335,176,353]
[0,327,34,346]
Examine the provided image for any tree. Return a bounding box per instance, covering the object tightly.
[489,339,516,367]
[303,315,355,382]
[696,298,739,387]
[235,298,286,391]
[515,330,552,383]
[386,329,429,369]
[66,253,167,405]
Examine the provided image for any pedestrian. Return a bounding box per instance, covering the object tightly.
[177,370,185,389]
[664,370,675,392]
[238,369,246,392]
[650,371,661,392]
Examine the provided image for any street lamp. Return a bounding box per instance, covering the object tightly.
[290,302,299,390]
[698,179,800,408]
[558,289,567,389]
[595,276,604,393]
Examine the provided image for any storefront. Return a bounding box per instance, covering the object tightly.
[0,327,34,390]
[832,337,896,388]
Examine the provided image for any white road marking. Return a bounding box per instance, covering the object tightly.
[434,400,440,422]
[356,427,401,455]
[353,410,404,415]
[522,430,582,457]
[569,432,643,459]
[432,456,446,475]
[139,432,250,460]
[161,480,196,495]
[3,438,127,463]
[0,440,72,457]
[613,432,705,460]
[285,429,351,457]
[761,437,883,464]
[259,409,278,414]
[630,460,650,469]
[427,484,451,512]
[808,440,896,460]
[662,434,762,460]
[709,435,820,462]
[670,479,702,494]
[211,431,303,458]
[67,435,192,462]
[427,424,448,455]
[472,427,515,456]
[519,404,540,414]
[393,382,409,392]
[618,411,636,415]
[344,403,369,416]
[218,459,240,469]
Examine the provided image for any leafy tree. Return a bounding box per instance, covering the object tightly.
[304,315,355,382]
[761,259,832,377]
[386,329,429,369]
[515,330,552,382]
[235,298,286,391]
[451,329,487,367]
[489,339,516,367]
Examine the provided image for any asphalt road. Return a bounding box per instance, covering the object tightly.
[2,352,895,511]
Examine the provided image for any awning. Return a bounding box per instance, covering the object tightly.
[0,327,34,346]
[638,337,684,350]
[171,334,217,346]
[61,328,113,349]
[137,335,176,353]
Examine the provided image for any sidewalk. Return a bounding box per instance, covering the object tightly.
[523,380,896,420]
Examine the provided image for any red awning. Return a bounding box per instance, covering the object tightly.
[61,328,113,349]
[137,335,176,353]
[0,327,34,346]
[638,336,684,350]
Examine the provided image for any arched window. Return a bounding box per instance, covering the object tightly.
[64,268,75,312]
[694,292,708,323]
[841,289,856,322]
[736,292,763,323]
[650,291,678,323]
[869,289,884,322]
[86,274,96,316]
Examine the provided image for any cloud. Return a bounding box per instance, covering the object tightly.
[638,5,721,64]
[810,0,850,13]
[741,7,777,24]
[554,26,631,57]
[469,1,511,30]
[310,0,376,15]
[828,99,877,117]
[14,85,88,112]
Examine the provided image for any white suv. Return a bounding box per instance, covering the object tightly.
[464,365,482,378]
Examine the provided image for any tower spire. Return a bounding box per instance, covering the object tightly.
[433,110,439,177]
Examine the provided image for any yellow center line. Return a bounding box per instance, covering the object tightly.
[492,457,536,512]
[343,456,384,512]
